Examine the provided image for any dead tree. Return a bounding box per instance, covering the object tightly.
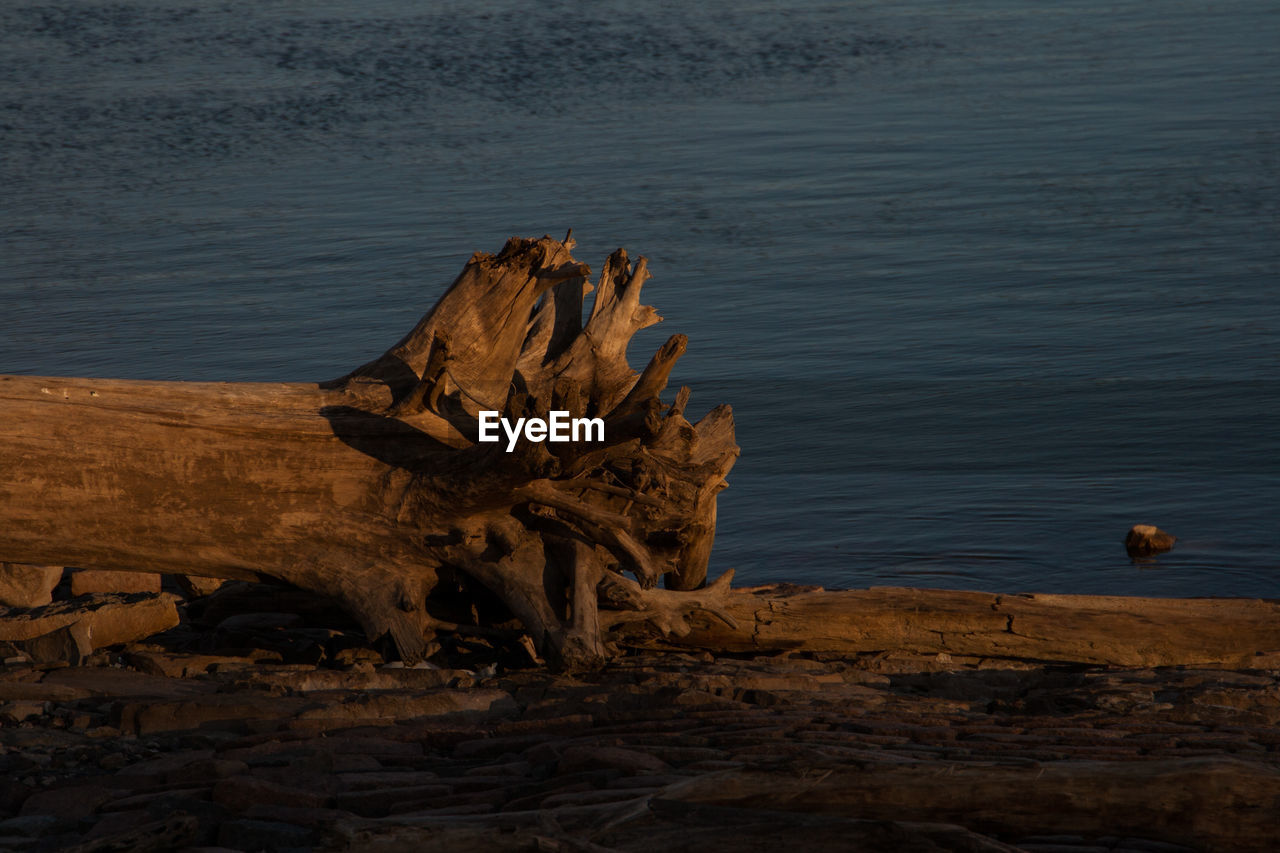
[0,235,739,667]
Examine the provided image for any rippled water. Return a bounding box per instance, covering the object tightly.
[3,0,1278,596]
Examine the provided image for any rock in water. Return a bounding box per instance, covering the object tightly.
[1125,524,1177,558]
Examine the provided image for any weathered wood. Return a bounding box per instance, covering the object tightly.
[635,585,1280,668]
[70,569,161,596]
[8,233,1274,678]
[661,758,1280,852]
[7,638,1279,848]
[0,593,180,664]
[349,805,1025,853]
[0,235,738,667]
[0,563,62,608]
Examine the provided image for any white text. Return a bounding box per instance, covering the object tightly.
[478,410,604,452]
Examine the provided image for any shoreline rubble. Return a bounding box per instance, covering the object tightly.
[2,578,1278,851]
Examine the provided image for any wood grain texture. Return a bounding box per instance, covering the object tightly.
[639,584,1280,667]
[0,235,738,667]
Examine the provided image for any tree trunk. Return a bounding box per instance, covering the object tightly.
[636,585,1280,668]
[0,234,738,668]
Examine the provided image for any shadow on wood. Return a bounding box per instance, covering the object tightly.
[0,234,738,668]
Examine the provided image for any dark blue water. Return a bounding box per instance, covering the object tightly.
[3,0,1278,597]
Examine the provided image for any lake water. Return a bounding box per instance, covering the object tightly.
[3,0,1277,597]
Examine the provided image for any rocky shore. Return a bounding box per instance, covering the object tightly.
[3,582,1279,852]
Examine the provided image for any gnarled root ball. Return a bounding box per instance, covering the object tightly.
[327,234,740,669]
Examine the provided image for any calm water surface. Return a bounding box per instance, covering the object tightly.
[2,0,1277,596]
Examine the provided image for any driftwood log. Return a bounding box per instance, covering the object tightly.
[647,585,1280,668]
[0,234,738,668]
[6,233,1279,675]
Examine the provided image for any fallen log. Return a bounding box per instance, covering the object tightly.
[638,585,1280,668]
[0,234,738,668]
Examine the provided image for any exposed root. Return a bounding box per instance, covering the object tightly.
[322,238,740,663]
[516,480,665,588]
[599,570,739,637]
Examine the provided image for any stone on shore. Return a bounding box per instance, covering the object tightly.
[0,593,180,665]
[0,564,63,609]
[178,576,228,598]
[69,569,162,597]
[1125,524,1177,558]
